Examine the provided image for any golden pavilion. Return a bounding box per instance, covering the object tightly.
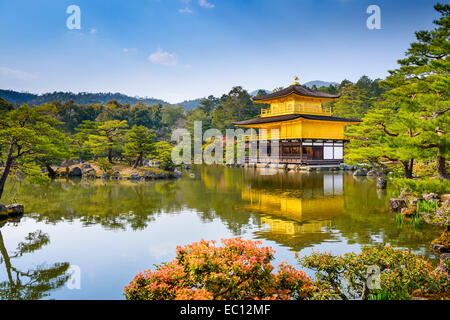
[233,77,361,165]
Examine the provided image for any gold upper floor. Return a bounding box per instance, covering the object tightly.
[257,96,333,117]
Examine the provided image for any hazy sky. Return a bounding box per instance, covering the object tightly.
[0,0,441,103]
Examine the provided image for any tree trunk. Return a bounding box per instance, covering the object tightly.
[78,145,83,163]
[0,231,13,285]
[108,149,113,164]
[133,153,143,169]
[0,140,15,200]
[401,158,414,179]
[46,165,56,178]
[436,146,449,179]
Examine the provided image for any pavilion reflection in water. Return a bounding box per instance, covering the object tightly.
[240,173,345,250]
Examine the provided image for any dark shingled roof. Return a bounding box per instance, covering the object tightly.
[233,114,361,126]
[253,84,340,101]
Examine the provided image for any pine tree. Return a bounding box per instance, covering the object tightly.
[123,125,155,168]
[381,3,450,179]
[333,83,370,118]
[0,104,68,199]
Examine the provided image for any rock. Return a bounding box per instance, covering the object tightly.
[155,173,167,179]
[436,200,450,218]
[111,170,121,179]
[6,203,24,216]
[367,170,377,176]
[101,172,109,179]
[440,194,450,202]
[61,159,77,167]
[376,176,387,189]
[69,167,82,177]
[437,253,450,273]
[401,206,416,217]
[0,204,7,218]
[81,163,93,170]
[389,198,407,212]
[172,170,182,178]
[129,173,141,180]
[142,171,156,180]
[82,167,96,178]
[353,169,367,176]
[423,193,440,202]
[430,244,450,254]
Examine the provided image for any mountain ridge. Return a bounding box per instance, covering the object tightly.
[1,80,338,110]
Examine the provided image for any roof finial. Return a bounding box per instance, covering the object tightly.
[292,76,300,86]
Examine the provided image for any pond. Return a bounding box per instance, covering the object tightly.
[0,166,442,299]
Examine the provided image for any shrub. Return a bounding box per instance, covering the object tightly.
[124,238,315,300]
[97,158,112,173]
[393,178,450,195]
[299,246,448,300]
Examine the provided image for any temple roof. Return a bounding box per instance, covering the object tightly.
[233,114,361,126]
[253,84,340,102]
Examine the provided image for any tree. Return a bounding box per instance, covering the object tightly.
[77,120,128,163]
[0,104,68,200]
[185,108,210,136]
[345,100,424,178]
[123,125,156,168]
[153,141,175,171]
[333,83,370,118]
[211,87,258,130]
[161,105,185,128]
[124,238,315,300]
[381,3,450,179]
[0,98,14,115]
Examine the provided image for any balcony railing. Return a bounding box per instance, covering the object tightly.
[261,104,332,117]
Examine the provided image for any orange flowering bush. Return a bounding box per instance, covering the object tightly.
[300,246,449,300]
[124,238,315,300]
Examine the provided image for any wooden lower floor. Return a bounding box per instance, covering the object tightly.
[245,138,346,165]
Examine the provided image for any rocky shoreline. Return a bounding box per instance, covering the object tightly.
[389,192,450,254]
[0,203,24,220]
[52,161,183,181]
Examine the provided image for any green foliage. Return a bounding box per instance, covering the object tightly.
[97,158,112,173]
[0,104,69,198]
[0,97,14,115]
[124,238,315,300]
[332,83,371,118]
[210,86,259,130]
[123,125,156,167]
[393,178,450,195]
[417,200,439,213]
[345,4,450,180]
[76,120,128,162]
[153,141,175,171]
[300,246,448,300]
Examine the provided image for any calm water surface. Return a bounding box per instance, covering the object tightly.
[0,166,442,299]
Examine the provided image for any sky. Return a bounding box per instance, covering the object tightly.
[0,0,443,103]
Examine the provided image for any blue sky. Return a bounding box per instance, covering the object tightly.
[0,0,442,103]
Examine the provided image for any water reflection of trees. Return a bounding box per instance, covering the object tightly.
[0,221,70,299]
[3,167,442,255]
[4,179,184,230]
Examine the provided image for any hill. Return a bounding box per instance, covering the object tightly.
[303,80,339,89]
[0,89,169,107]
